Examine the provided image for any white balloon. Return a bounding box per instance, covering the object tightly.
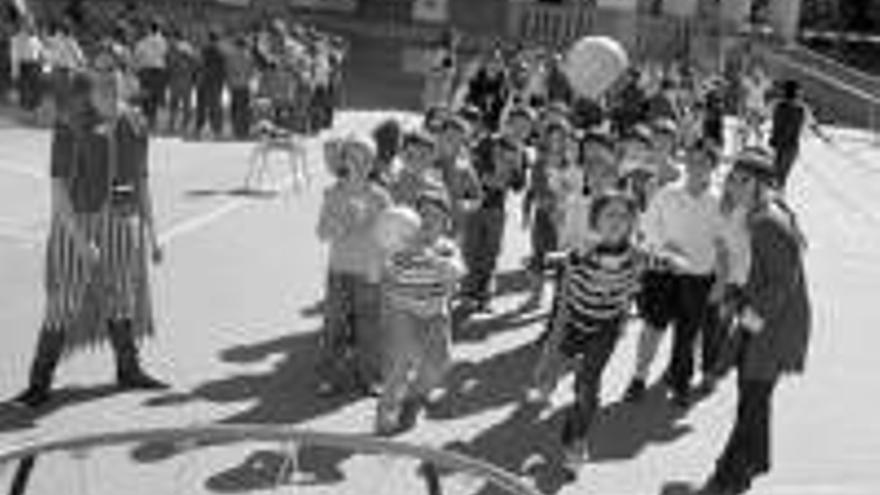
[563,36,630,99]
[375,206,423,254]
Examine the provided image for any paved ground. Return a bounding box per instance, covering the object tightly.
[0,111,879,495]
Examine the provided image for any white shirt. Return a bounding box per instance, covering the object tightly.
[10,32,43,79]
[719,207,751,286]
[560,194,600,252]
[44,34,84,71]
[743,74,770,112]
[641,185,724,276]
[135,33,168,70]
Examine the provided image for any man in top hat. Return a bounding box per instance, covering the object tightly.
[768,80,826,190]
[700,148,812,495]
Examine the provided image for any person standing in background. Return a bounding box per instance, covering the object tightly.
[166,27,199,136]
[134,19,169,131]
[10,19,44,116]
[422,29,458,111]
[225,36,255,140]
[768,80,826,191]
[195,29,226,140]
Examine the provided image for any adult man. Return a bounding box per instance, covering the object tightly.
[134,20,169,130]
[701,149,811,495]
[11,52,167,409]
[768,80,825,190]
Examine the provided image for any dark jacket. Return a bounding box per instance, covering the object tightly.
[741,201,812,380]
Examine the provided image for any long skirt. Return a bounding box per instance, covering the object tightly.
[43,210,154,357]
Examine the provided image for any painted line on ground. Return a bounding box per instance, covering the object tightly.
[158,176,298,245]
[0,161,45,180]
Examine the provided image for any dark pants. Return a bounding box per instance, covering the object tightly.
[230,87,252,139]
[713,373,777,487]
[773,144,799,189]
[560,327,620,446]
[461,207,506,303]
[317,272,383,388]
[310,84,333,131]
[196,84,224,136]
[666,274,715,396]
[702,303,727,377]
[18,61,43,111]
[529,207,558,273]
[168,85,194,133]
[138,68,167,130]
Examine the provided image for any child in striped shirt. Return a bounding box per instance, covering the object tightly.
[539,191,683,475]
[375,189,465,436]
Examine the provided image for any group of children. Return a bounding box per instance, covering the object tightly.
[314,47,765,477]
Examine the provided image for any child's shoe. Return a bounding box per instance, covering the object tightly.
[622,378,647,403]
[561,440,587,480]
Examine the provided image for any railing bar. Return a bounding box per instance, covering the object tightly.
[761,49,880,106]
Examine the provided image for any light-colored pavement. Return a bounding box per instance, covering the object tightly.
[0,114,879,495]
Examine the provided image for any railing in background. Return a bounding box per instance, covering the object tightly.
[0,425,545,495]
[758,43,880,143]
[506,1,693,62]
[506,0,596,49]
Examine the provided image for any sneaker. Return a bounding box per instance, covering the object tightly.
[623,379,647,403]
[561,441,587,478]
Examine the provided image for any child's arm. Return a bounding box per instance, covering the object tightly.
[316,188,350,241]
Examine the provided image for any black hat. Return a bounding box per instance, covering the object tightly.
[732,148,777,184]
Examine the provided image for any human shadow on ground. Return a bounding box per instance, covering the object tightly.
[129,328,366,491]
[0,384,128,435]
[426,333,696,494]
[185,188,281,199]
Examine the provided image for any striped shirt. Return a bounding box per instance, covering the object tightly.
[383,238,464,317]
[559,244,664,334]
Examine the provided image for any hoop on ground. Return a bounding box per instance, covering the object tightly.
[0,426,544,495]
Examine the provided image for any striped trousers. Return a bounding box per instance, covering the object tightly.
[43,209,144,335]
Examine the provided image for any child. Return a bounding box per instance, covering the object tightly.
[460,135,526,312]
[623,138,727,406]
[545,191,681,476]
[388,130,442,207]
[375,189,465,435]
[522,119,577,304]
[316,136,392,397]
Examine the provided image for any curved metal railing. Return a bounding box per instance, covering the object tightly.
[0,424,544,495]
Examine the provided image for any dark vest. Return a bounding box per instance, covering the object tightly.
[770,100,806,150]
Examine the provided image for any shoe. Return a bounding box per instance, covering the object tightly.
[10,387,52,409]
[697,374,720,395]
[622,379,646,403]
[117,371,169,391]
[670,389,692,408]
[561,441,587,480]
[10,329,66,409]
[108,320,168,391]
